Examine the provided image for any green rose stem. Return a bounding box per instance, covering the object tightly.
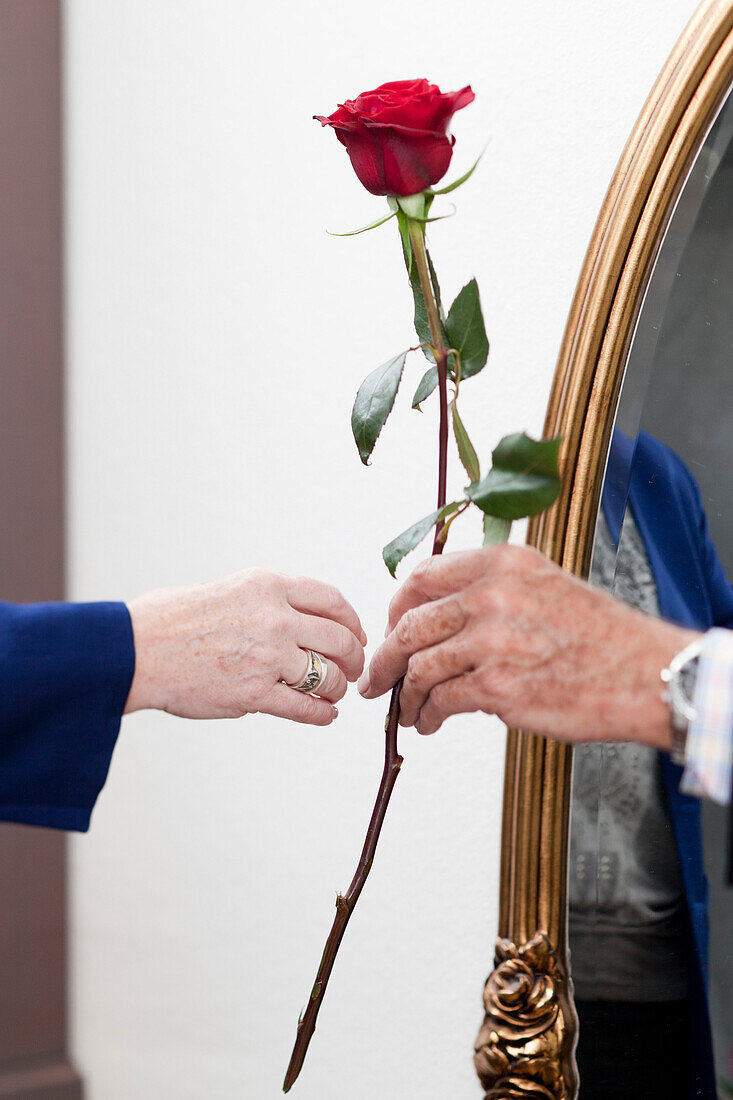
[407,218,451,546]
[282,214,449,1094]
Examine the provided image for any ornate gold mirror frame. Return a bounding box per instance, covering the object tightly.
[474,2,733,1097]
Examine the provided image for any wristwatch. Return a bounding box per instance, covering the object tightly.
[660,636,705,765]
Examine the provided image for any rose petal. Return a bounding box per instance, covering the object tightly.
[315,79,475,194]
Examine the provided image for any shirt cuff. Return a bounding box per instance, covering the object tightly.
[680,627,733,804]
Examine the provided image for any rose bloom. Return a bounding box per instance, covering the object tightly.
[315,78,474,197]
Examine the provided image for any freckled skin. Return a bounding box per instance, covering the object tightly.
[360,546,696,749]
[125,568,366,726]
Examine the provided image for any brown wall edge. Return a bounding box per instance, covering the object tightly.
[0,2,82,1097]
[0,1054,82,1100]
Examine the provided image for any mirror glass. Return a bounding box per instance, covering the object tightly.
[569,84,733,1099]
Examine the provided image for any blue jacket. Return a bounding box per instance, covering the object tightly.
[603,429,733,1099]
[0,600,134,831]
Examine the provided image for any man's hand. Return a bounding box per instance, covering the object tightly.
[359,545,697,750]
[125,569,367,725]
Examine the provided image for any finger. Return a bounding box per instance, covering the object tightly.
[415,672,483,735]
[386,548,500,635]
[398,639,475,728]
[295,613,365,681]
[260,683,338,726]
[282,648,348,704]
[359,596,467,699]
[314,661,348,703]
[286,577,367,645]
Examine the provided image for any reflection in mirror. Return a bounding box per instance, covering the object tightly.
[569,83,733,1099]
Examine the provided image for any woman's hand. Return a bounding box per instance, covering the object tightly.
[359,545,694,748]
[124,569,367,725]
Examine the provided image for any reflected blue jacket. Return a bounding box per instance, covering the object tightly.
[603,429,733,1100]
[0,600,134,831]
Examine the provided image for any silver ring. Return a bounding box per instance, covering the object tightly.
[287,649,328,694]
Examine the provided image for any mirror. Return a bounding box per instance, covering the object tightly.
[480,4,733,1100]
[570,82,733,1100]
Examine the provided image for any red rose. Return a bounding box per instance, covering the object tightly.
[315,79,474,197]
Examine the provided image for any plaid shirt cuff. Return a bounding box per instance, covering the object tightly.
[680,627,733,804]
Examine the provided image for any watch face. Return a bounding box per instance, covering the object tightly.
[679,658,700,707]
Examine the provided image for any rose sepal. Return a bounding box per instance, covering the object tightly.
[430,142,489,195]
[328,209,397,237]
[395,192,427,220]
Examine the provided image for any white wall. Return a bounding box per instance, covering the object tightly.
[63,1,696,1097]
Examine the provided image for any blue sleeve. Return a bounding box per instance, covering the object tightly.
[672,450,733,628]
[0,600,135,832]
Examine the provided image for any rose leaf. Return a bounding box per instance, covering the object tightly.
[445,278,489,379]
[382,501,462,577]
[451,403,480,483]
[483,514,512,545]
[466,433,562,520]
[351,352,408,464]
[412,366,439,409]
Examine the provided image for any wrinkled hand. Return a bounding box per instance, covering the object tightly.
[359,545,695,749]
[125,569,366,725]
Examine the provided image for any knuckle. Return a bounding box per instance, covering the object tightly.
[331,678,347,703]
[240,676,269,711]
[281,609,299,637]
[286,573,305,596]
[476,664,508,712]
[331,628,351,659]
[517,544,545,567]
[335,634,362,678]
[292,574,318,599]
[493,543,542,574]
[467,567,519,621]
[493,670,515,710]
[398,682,417,713]
[480,543,514,574]
[242,566,270,585]
[430,683,450,713]
[412,554,439,589]
[467,623,500,663]
[260,642,282,672]
[297,694,321,719]
[491,542,515,564]
[241,567,282,599]
[305,576,333,601]
[265,607,293,640]
[323,583,345,610]
[472,580,507,618]
[440,594,469,632]
[394,609,417,648]
[405,651,429,691]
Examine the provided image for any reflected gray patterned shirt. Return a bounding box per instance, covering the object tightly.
[568,508,688,1002]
